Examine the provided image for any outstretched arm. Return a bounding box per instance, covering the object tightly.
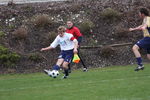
[40,46,54,51]
[129,24,147,31]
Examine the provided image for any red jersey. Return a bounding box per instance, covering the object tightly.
[66,26,83,39]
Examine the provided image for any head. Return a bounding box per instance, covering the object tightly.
[67,21,74,29]
[139,8,149,18]
[57,26,66,37]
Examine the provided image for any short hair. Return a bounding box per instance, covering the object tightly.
[57,26,66,32]
[140,8,149,16]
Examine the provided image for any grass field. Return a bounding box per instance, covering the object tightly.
[0,64,150,100]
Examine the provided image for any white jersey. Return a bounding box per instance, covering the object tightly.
[50,32,75,50]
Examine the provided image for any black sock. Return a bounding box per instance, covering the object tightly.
[64,69,69,76]
[68,64,71,70]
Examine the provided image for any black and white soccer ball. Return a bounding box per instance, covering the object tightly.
[50,70,59,78]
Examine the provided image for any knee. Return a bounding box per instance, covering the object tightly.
[62,62,69,69]
[132,45,138,52]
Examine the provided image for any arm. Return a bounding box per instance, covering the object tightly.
[40,46,54,51]
[41,36,59,51]
[129,25,144,31]
[73,39,78,54]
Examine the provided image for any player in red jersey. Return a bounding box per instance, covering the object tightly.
[66,21,88,72]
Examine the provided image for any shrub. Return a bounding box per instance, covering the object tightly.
[12,26,28,39]
[48,31,57,42]
[0,45,21,67]
[114,27,129,38]
[79,20,94,35]
[28,53,42,62]
[0,31,5,37]
[100,46,115,58]
[33,14,52,27]
[101,8,121,21]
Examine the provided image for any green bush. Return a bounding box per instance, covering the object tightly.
[0,31,5,37]
[28,53,42,62]
[101,8,121,21]
[115,27,129,38]
[0,45,21,67]
[79,20,94,35]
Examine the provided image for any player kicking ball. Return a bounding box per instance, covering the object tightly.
[40,26,78,78]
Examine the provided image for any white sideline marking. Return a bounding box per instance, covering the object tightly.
[0,75,150,92]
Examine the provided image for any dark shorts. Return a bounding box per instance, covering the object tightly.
[136,37,150,54]
[58,49,74,63]
[77,36,83,45]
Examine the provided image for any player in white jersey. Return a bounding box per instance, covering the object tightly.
[41,26,78,79]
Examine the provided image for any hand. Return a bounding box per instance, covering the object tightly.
[73,48,78,54]
[40,48,45,51]
[129,28,134,31]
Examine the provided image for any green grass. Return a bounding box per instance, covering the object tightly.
[0,64,150,100]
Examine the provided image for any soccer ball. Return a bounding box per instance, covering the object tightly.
[50,70,59,78]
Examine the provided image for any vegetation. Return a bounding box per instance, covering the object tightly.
[101,8,121,21]
[0,64,150,100]
[100,46,115,58]
[0,31,5,37]
[28,53,42,62]
[79,20,94,35]
[12,26,28,39]
[0,45,21,67]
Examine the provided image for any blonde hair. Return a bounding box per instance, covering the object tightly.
[57,26,66,32]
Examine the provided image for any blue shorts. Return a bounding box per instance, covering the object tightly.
[58,49,74,63]
[136,37,150,54]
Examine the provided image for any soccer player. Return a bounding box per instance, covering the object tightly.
[66,21,88,72]
[129,8,150,71]
[41,26,78,78]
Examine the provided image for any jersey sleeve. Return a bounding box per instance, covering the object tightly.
[146,17,150,27]
[50,36,59,48]
[74,27,82,37]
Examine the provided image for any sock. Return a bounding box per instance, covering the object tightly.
[68,64,71,70]
[64,69,69,76]
[53,65,60,70]
[136,57,143,66]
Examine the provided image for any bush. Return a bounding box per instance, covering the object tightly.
[114,27,129,38]
[79,20,94,35]
[100,46,115,58]
[28,53,42,62]
[33,14,52,27]
[0,31,5,37]
[101,8,121,21]
[0,45,21,67]
[12,26,28,39]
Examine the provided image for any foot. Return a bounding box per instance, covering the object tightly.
[83,68,88,72]
[134,65,144,71]
[62,75,68,79]
[44,69,52,76]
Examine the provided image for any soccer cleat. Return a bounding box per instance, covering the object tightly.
[83,68,88,72]
[44,69,52,76]
[61,75,68,79]
[134,65,144,71]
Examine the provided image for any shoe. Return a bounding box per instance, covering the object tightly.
[134,65,144,71]
[44,69,52,76]
[83,68,88,72]
[62,75,68,79]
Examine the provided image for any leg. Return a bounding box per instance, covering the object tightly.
[147,54,150,60]
[62,61,70,78]
[132,44,144,71]
[78,49,88,71]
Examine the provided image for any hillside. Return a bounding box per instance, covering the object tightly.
[0,0,150,73]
